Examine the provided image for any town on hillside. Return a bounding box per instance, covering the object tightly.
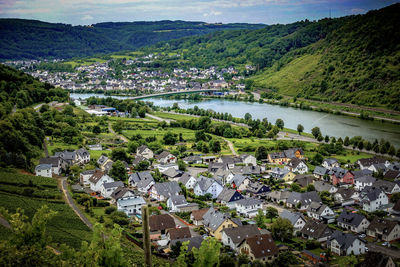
[35,138,400,265]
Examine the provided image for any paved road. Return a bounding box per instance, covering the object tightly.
[59,177,93,230]
[366,243,400,258]
[108,122,129,143]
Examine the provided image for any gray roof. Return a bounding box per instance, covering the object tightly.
[323,158,338,165]
[222,225,260,245]
[156,151,173,160]
[373,179,397,193]
[231,165,261,175]
[111,187,135,200]
[81,169,96,175]
[352,169,373,179]
[355,175,376,184]
[182,155,201,162]
[170,236,204,251]
[337,211,368,227]
[288,158,306,169]
[152,181,182,198]
[313,180,335,192]
[361,186,385,202]
[103,181,124,189]
[168,195,187,206]
[307,201,329,216]
[217,188,243,203]
[287,191,321,207]
[313,166,329,176]
[97,155,109,165]
[329,166,349,179]
[270,167,290,179]
[39,156,60,167]
[196,176,220,192]
[178,172,194,185]
[35,164,52,171]
[162,168,181,178]
[137,145,151,154]
[284,147,304,158]
[76,148,89,157]
[330,230,363,250]
[231,174,249,187]
[300,220,333,239]
[117,196,146,208]
[129,171,154,189]
[280,210,305,226]
[234,198,262,207]
[55,150,76,161]
[132,155,147,165]
[203,208,242,231]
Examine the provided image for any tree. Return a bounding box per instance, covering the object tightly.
[311,127,321,139]
[390,192,400,203]
[344,136,350,146]
[130,107,137,118]
[244,113,252,122]
[138,106,147,118]
[271,218,294,241]
[191,237,221,267]
[135,160,150,171]
[255,209,265,228]
[325,135,329,143]
[177,159,186,171]
[388,145,396,156]
[112,122,123,134]
[255,145,268,160]
[163,132,177,145]
[111,148,129,162]
[317,134,324,142]
[195,130,208,142]
[274,252,299,267]
[209,140,221,153]
[306,184,315,192]
[291,183,301,192]
[312,153,324,165]
[266,207,278,223]
[297,124,304,135]
[127,141,139,154]
[109,160,128,181]
[275,118,284,129]
[92,124,101,134]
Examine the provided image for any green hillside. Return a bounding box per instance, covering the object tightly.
[149,4,400,110]
[0,19,264,60]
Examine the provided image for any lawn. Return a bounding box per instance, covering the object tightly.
[0,171,91,248]
[89,149,111,160]
[153,111,196,121]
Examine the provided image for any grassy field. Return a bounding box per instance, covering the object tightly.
[0,171,91,248]
[152,111,196,121]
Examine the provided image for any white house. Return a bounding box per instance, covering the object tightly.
[240,154,257,166]
[136,145,154,159]
[329,231,366,256]
[35,164,52,178]
[88,170,114,192]
[76,148,90,164]
[100,181,124,198]
[193,176,223,199]
[306,202,335,221]
[178,173,197,189]
[354,176,376,191]
[129,171,155,193]
[337,211,370,233]
[117,195,146,217]
[285,158,308,174]
[39,156,62,175]
[360,187,389,212]
[148,181,181,202]
[155,151,176,164]
[280,210,306,233]
[234,198,263,218]
[80,170,96,186]
[322,158,340,170]
[221,225,260,252]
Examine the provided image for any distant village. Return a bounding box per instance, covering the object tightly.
[4,54,251,94]
[35,141,400,264]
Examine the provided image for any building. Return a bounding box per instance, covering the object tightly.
[337,211,370,233]
[221,225,261,252]
[334,188,359,206]
[285,158,308,174]
[149,214,176,240]
[360,186,388,212]
[306,202,335,222]
[202,208,241,240]
[167,195,198,212]
[286,191,321,210]
[190,208,210,226]
[217,188,244,207]
[100,181,124,198]
[234,198,263,218]
[155,151,176,164]
[129,171,155,193]
[35,164,52,178]
[166,227,191,241]
[331,167,354,185]
[367,218,400,242]
[322,158,340,170]
[88,170,114,192]
[193,176,223,199]
[149,181,182,202]
[313,166,329,180]
[238,234,279,263]
[80,169,96,186]
[117,195,146,217]
[136,145,154,159]
[354,176,376,191]
[280,210,306,233]
[178,172,197,189]
[110,187,135,204]
[313,180,337,194]
[329,230,366,256]
[357,157,389,171]
[300,220,333,242]
[39,156,62,175]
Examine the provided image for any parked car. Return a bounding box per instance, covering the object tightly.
[382,242,390,247]
[359,234,366,238]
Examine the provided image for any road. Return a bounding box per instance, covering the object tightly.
[146,113,174,124]
[366,243,400,259]
[108,122,129,143]
[59,177,93,230]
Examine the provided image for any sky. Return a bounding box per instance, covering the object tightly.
[0,0,398,25]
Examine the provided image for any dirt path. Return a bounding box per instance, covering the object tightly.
[0,216,11,229]
[59,177,93,230]
[223,138,238,156]
[146,113,174,123]
[108,122,129,143]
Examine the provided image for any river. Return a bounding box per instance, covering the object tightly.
[71,93,400,146]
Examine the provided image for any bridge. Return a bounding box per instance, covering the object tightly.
[129,89,221,100]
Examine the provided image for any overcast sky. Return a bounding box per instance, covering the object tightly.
[0,0,398,25]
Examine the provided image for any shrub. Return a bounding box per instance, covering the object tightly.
[105,206,117,214]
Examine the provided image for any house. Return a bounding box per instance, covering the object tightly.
[167,195,198,212]
[208,162,228,174]
[97,155,113,172]
[266,190,290,204]
[234,198,263,218]
[218,156,240,169]
[357,157,389,171]
[110,187,135,204]
[193,176,223,199]
[136,145,154,159]
[155,163,179,173]
[280,210,306,233]
[360,252,396,267]
[221,225,260,252]
[238,234,279,263]
[76,148,90,164]
[313,180,337,194]
[334,188,359,206]
[230,174,251,191]
[373,179,400,195]
[353,169,374,180]
[166,227,191,241]
[217,188,244,207]
[54,150,78,166]
[35,164,52,178]
[360,186,388,212]
[367,218,400,242]
[155,151,176,164]
[246,182,270,197]
[354,175,376,191]
[285,158,308,174]
[182,155,202,164]
[190,208,209,226]
[331,167,354,185]
[149,181,181,202]
[232,165,261,176]
[39,156,62,175]
[132,155,147,167]
[239,154,257,166]
[313,166,330,180]
[169,236,204,251]
[286,191,321,210]
[306,202,335,221]
[329,230,366,255]
[80,169,96,186]
[270,167,291,180]
[292,175,314,188]
[178,172,197,189]
[117,195,146,217]
[100,181,124,198]
[300,220,333,242]
[384,169,400,180]
[268,147,304,164]
[88,170,114,192]
[202,208,241,240]
[322,158,340,170]
[162,168,182,181]
[129,171,155,193]
[337,211,370,233]
[149,214,176,240]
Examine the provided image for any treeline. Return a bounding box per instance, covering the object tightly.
[0,19,264,60]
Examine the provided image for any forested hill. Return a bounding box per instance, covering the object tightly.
[150,4,400,110]
[0,19,264,60]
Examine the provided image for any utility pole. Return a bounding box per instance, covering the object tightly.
[142,205,152,267]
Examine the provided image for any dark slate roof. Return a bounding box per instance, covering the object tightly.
[358,157,387,167]
[335,188,356,201]
[361,186,385,202]
[217,188,243,203]
[39,156,60,167]
[293,175,314,187]
[313,166,329,176]
[156,151,173,160]
[352,169,374,179]
[323,158,339,166]
[81,169,96,175]
[178,172,194,185]
[152,181,181,198]
[355,175,376,184]
[111,187,134,200]
[196,176,219,192]
[231,165,261,175]
[35,164,52,171]
[287,158,306,169]
[137,145,150,154]
[222,225,260,245]
[384,169,400,180]
[307,202,330,216]
[231,174,249,186]
[313,180,335,192]
[162,168,181,178]
[300,220,333,239]
[373,179,397,193]
[241,234,279,259]
[284,147,304,158]
[55,150,76,161]
[149,214,176,231]
[168,195,187,206]
[103,181,124,189]
[170,236,204,251]
[129,171,154,188]
[330,166,350,179]
[132,155,147,165]
[182,155,201,162]
[203,208,241,231]
[280,210,305,226]
[330,230,363,250]
[167,227,191,240]
[337,211,367,227]
[76,148,89,157]
[367,218,399,235]
[287,191,321,207]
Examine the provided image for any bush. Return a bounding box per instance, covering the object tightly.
[110,211,129,226]
[105,206,117,214]
[96,200,110,207]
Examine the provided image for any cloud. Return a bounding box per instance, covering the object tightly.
[350,8,366,14]
[82,14,93,20]
[203,10,222,17]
